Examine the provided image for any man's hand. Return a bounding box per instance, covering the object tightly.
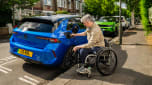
[70,34,75,37]
[73,45,83,52]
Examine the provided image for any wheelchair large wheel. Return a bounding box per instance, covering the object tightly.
[96,48,117,76]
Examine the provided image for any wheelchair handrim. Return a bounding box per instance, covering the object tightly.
[96,48,118,76]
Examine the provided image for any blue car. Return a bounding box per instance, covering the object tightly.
[10,15,87,69]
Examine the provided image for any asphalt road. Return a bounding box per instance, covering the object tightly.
[0,39,66,85]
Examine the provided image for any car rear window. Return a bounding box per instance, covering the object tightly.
[19,22,55,33]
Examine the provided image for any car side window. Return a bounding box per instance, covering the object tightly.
[74,18,86,29]
[66,18,85,31]
[67,19,75,30]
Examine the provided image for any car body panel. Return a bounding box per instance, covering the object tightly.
[95,21,117,33]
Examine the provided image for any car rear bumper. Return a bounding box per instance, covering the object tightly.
[10,42,59,66]
[10,52,43,64]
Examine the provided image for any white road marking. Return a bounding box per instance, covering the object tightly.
[6,56,16,59]
[0,56,16,61]
[19,77,37,85]
[24,75,40,84]
[0,68,8,74]
[0,58,8,61]
[0,56,17,74]
[0,66,12,72]
[0,59,17,66]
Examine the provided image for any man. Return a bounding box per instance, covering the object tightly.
[71,14,105,74]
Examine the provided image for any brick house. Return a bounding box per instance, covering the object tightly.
[33,0,81,14]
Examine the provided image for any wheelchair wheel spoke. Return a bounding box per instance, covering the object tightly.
[96,49,117,76]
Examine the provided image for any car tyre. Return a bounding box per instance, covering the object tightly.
[60,46,76,70]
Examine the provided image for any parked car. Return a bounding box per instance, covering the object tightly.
[126,18,131,28]
[112,16,129,30]
[96,17,119,36]
[9,14,87,69]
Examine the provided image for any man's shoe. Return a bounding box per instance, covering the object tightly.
[76,66,91,74]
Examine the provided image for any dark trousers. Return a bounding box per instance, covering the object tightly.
[78,46,102,64]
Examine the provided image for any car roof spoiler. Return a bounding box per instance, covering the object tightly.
[21,18,54,25]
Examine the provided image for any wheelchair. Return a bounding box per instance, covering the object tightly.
[73,39,118,78]
[64,32,118,78]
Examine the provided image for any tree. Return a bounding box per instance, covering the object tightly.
[83,0,116,19]
[0,0,39,26]
[125,0,139,27]
[140,0,152,34]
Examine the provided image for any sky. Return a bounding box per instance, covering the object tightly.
[115,2,127,9]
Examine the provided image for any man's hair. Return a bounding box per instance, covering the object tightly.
[81,14,94,23]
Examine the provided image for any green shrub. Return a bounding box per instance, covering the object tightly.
[56,11,69,14]
[140,0,152,35]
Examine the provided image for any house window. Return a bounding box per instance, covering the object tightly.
[69,0,71,9]
[44,0,47,5]
[76,1,78,9]
[48,0,51,6]
[61,0,64,8]
[57,0,62,7]
[44,0,51,6]
[76,1,79,9]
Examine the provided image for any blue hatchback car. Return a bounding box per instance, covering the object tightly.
[10,15,87,69]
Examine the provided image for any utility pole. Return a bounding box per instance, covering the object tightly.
[119,0,123,45]
[79,0,82,16]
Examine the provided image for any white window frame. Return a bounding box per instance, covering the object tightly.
[61,0,64,8]
[65,0,67,8]
[60,0,62,7]
[57,0,61,7]
[69,0,72,9]
[76,1,78,9]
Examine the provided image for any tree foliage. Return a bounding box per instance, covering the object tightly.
[0,0,39,26]
[83,0,116,19]
[83,0,131,19]
[140,0,152,34]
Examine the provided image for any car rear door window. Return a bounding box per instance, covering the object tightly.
[19,22,55,33]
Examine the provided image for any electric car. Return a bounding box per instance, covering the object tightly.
[96,17,119,36]
[10,14,87,69]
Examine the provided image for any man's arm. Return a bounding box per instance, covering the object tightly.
[81,30,100,48]
[73,31,96,52]
[71,31,87,37]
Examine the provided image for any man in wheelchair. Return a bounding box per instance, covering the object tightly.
[71,14,105,75]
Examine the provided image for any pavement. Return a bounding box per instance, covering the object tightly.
[47,25,152,85]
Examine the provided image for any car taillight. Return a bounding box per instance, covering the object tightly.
[12,32,18,34]
[49,38,60,43]
[36,37,60,43]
